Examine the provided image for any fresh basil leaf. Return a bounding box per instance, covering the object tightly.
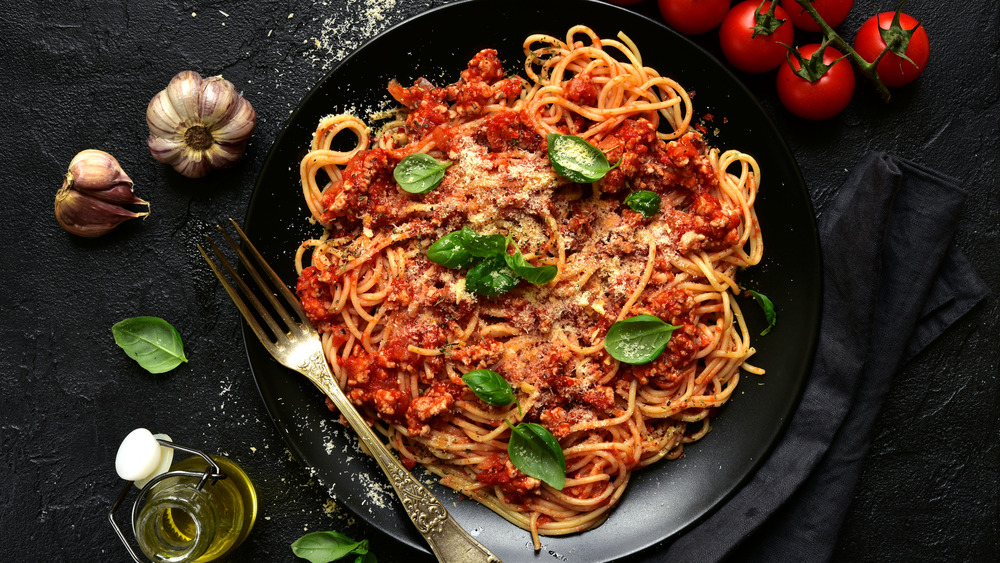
[111,316,188,374]
[393,153,452,194]
[624,190,661,218]
[463,369,516,406]
[427,230,476,269]
[603,314,681,365]
[503,241,557,285]
[459,227,507,258]
[506,421,566,490]
[746,289,776,336]
[465,254,520,297]
[546,133,619,183]
[291,531,365,563]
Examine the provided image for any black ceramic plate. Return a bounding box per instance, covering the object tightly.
[242,0,821,560]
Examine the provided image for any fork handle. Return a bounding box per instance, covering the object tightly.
[367,440,501,563]
[303,350,501,562]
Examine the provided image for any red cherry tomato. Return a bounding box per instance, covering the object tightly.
[657,0,732,35]
[719,1,795,73]
[780,0,854,32]
[776,44,855,120]
[854,11,929,87]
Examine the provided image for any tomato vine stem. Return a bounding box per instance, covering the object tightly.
[796,0,895,102]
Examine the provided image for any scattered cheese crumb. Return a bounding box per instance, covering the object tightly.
[307,0,400,70]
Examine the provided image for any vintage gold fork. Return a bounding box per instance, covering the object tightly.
[198,219,501,563]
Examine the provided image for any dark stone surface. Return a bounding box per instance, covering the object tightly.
[0,0,995,561]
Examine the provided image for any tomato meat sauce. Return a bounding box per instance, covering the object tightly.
[297,46,747,504]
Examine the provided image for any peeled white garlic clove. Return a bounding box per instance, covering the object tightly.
[55,149,150,237]
[146,71,257,178]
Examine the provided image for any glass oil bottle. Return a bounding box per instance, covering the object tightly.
[110,431,257,563]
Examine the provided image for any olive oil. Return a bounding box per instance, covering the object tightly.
[163,504,198,544]
[136,455,257,562]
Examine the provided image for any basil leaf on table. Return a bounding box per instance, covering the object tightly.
[462,368,516,406]
[291,531,373,563]
[624,190,662,218]
[603,314,681,365]
[745,289,777,336]
[111,316,188,374]
[426,230,477,269]
[546,133,619,183]
[506,421,566,490]
[460,227,507,258]
[393,153,451,194]
[465,254,521,297]
[503,241,557,285]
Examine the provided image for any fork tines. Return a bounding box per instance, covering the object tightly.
[197,219,314,350]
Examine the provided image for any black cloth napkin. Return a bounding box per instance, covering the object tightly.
[654,152,988,562]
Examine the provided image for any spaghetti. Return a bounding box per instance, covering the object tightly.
[295,26,763,549]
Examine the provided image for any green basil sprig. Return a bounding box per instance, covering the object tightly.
[506,421,566,490]
[291,531,376,563]
[624,190,662,218]
[426,231,477,269]
[603,314,681,365]
[745,289,776,336]
[427,227,557,296]
[503,241,557,285]
[111,316,188,374]
[465,254,521,297]
[427,228,504,270]
[462,369,516,406]
[546,133,620,183]
[393,153,452,194]
[458,227,507,258]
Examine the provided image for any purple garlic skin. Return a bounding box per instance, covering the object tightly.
[146,71,257,178]
[55,149,150,238]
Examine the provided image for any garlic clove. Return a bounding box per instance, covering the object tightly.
[199,75,239,126]
[83,182,148,207]
[212,97,257,143]
[145,89,185,140]
[56,187,148,238]
[165,70,204,125]
[173,149,213,179]
[68,149,132,192]
[66,149,146,206]
[203,145,235,171]
[55,149,149,237]
[146,135,185,167]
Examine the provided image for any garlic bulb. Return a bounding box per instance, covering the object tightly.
[55,149,150,237]
[146,71,256,178]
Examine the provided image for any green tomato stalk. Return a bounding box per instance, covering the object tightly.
[794,0,923,102]
[751,0,787,38]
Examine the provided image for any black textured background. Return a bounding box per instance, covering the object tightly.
[0,1,996,561]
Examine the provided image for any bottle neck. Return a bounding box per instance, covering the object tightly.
[135,481,217,563]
